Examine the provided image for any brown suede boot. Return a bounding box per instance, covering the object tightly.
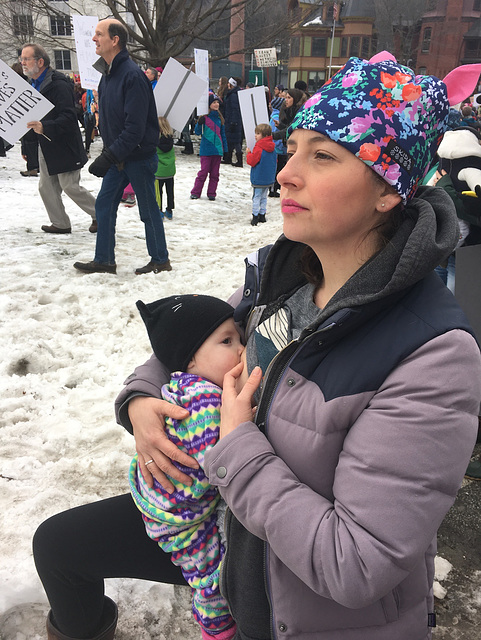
[46,597,118,640]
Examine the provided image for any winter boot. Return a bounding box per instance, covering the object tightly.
[46,597,118,640]
[181,141,194,155]
[232,151,243,168]
[221,151,232,165]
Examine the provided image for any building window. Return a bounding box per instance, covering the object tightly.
[50,14,72,36]
[465,39,481,58]
[308,70,325,91]
[341,37,348,57]
[427,0,437,9]
[418,66,427,75]
[361,37,370,59]
[349,36,360,57]
[13,14,34,36]
[422,27,432,53]
[54,49,71,70]
[289,70,298,86]
[312,37,327,57]
[475,0,481,10]
[290,37,300,58]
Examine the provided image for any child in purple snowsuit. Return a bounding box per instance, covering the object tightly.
[190,95,228,201]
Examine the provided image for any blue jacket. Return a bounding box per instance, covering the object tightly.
[93,49,159,162]
[195,111,227,156]
[246,136,277,187]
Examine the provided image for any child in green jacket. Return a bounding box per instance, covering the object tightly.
[155,116,176,220]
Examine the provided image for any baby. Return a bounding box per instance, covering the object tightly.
[129,294,244,640]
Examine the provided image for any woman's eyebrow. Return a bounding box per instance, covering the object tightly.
[287,133,330,147]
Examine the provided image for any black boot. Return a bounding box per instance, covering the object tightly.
[181,141,194,155]
[232,151,243,167]
[221,151,232,164]
[46,597,118,640]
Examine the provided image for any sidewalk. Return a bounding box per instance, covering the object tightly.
[434,443,481,639]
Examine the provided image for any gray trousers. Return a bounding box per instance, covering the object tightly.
[38,149,96,229]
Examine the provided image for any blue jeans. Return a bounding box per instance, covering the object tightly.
[94,153,168,265]
[252,187,268,217]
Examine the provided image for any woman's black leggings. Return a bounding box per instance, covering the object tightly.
[33,493,186,638]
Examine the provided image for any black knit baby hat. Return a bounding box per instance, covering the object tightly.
[136,294,235,372]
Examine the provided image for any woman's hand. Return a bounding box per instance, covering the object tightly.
[129,396,197,492]
[220,363,262,439]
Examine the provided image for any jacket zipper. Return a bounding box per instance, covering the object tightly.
[255,321,338,638]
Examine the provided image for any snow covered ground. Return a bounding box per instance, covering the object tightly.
[0,136,479,639]
[0,137,283,639]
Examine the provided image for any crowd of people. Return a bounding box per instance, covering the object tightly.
[4,19,481,640]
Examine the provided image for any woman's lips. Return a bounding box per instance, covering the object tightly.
[281,199,307,213]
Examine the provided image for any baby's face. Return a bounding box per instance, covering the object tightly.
[188,318,244,388]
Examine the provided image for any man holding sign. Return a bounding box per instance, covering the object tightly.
[21,44,97,235]
[74,19,170,276]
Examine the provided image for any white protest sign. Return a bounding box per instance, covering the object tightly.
[238,86,270,151]
[254,47,278,68]
[194,48,209,116]
[0,58,54,145]
[153,57,208,132]
[72,15,101,91]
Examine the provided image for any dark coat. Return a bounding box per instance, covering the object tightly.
[94,48,159,162]
[224,86,243,146]
[37,68,87,175]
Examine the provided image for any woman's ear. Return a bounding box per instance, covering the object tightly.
[186,357,196,372]
[377,192,402,213]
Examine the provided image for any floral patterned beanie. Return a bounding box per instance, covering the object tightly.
[288,52,481,203]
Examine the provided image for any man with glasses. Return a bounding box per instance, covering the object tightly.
[21,44,97,235]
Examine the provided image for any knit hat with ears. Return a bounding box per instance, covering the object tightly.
[209,93,220,106]
[136,295,235,372]
[288,52,481,203]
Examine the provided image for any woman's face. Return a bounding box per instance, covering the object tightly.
[278,128,400,258]
[285,94,294,108]
[210,100,220,111]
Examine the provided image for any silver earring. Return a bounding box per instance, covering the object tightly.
[381,203,385,207]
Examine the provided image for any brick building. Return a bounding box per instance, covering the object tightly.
[289,0,481,92]
[417,0,481,79]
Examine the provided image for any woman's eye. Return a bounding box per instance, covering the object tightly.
[315,151,332,160]
[222,338,232,344]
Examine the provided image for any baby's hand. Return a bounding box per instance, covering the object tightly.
[220,363,262,439]
[246,147,251,155]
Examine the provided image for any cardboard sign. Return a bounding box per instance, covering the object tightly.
[238,86,270,151]
[153,57,208,132]
[0,58,54,145]
[72,15,101,91]
[254,47,278,68]
[194,48,209,116]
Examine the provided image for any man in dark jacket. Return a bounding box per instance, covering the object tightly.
[74,19,171,275]
[223,78,243,167]
[22,44,97,235]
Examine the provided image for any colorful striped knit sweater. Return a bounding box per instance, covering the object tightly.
[129,372,235,639]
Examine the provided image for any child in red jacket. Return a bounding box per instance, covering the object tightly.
[246,124,277,226]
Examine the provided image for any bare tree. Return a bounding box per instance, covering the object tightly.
[1,0,313,67]
[373,0,428,66]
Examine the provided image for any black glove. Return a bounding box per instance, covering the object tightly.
[197,116,205,126]
[89,148,117,177]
